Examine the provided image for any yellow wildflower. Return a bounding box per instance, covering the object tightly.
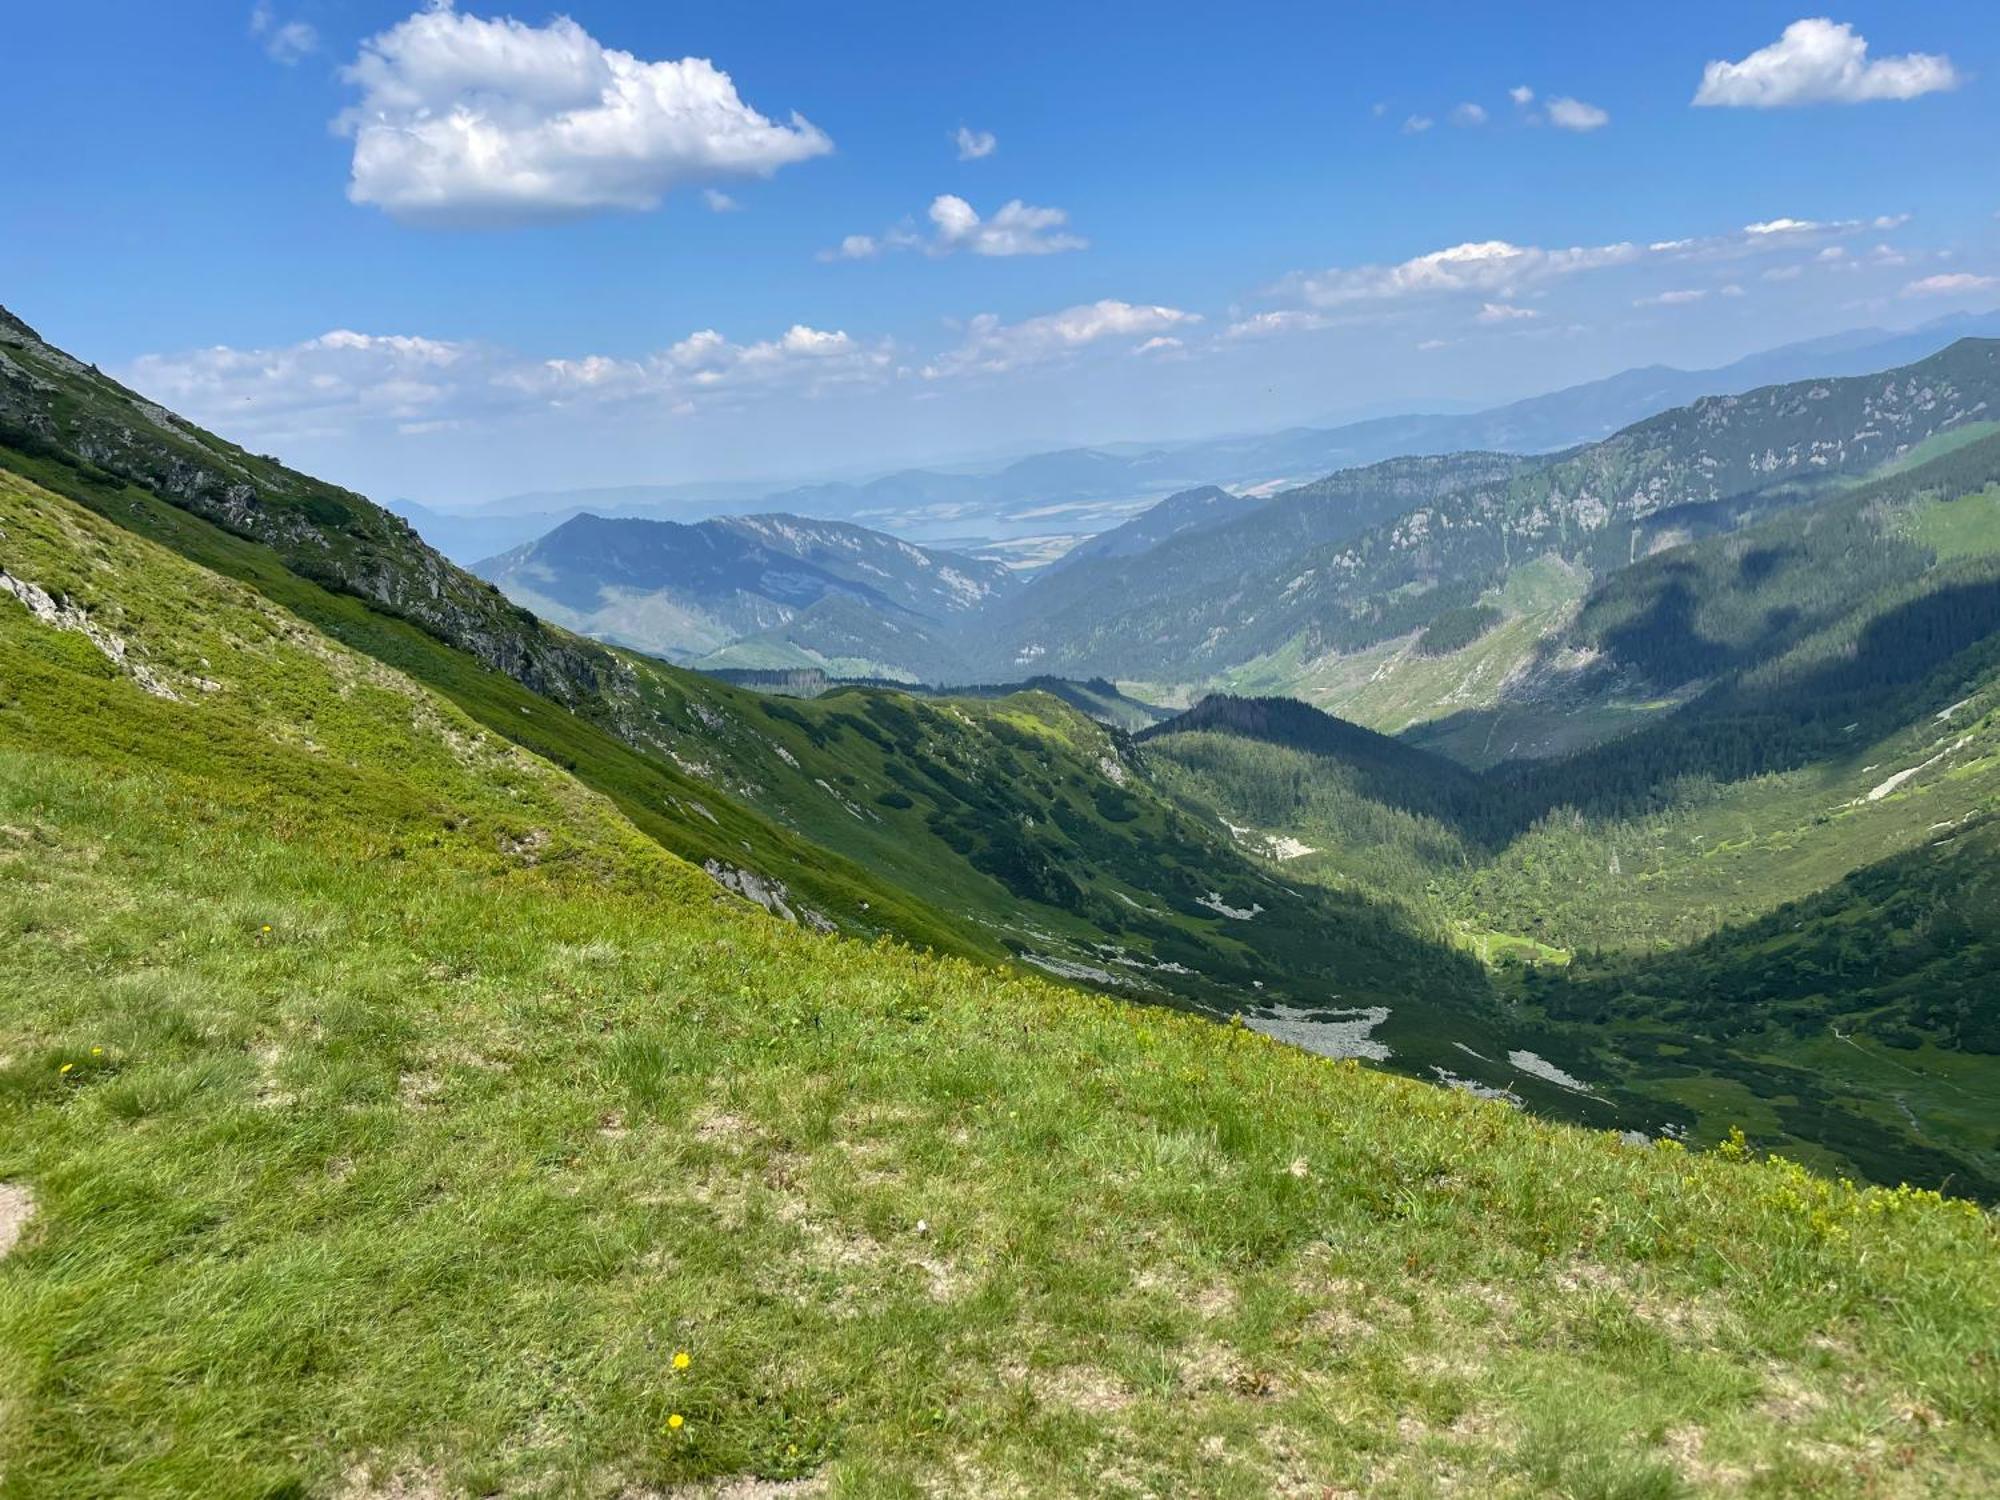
[667,1413,685,1431]
[673,1350,691,1370]
[59,1062,74,1075]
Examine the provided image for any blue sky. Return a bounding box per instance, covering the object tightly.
[4,2,1996,504]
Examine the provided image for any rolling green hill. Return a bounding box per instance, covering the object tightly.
[4,398,1998,1497]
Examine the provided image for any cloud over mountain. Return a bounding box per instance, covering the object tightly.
[337,2,830,226]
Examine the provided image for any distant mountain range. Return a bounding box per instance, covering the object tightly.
[396,311,2000,566]
[472,336,2000,699]
[475,511,1015,677]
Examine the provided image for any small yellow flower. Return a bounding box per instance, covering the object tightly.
[59,1062,74,1075]
[672,1350,691,1370]
[91,1047,104,1056]
[261,925,272,933]
[667,1413,685,1431]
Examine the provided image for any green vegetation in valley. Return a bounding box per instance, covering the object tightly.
[4,462,1999,1498]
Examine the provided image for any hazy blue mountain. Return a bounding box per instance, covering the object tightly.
[475,511,1015,668]
[399,313,2000,567]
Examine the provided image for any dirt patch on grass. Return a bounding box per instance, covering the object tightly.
[1034,1363,1133,1414]
[1663,1425,1754,1489]
[1551,1259,1730,1346]
[0,1183,36,1259]
[648,1479,825,1499]
[335,1462,445,1499]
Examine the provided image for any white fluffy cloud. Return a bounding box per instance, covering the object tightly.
[1508,85,1535,106]
[1693,19,1959,108]
[250,3,318,64]
[1245,211,1914,341]
[1450,103,1488,127]
[924,300,1199,377]
[1547,96,1609,132]
[1402,114,1434,134]
[1223,309,1334,340]
[336,3,831,226]
[929,195,1086,256]
[826,196,1085,260]
[953,126,998,160]
[1279,239,1641,308]
[1634,288,1709,307]
[1902,273,1999,298]
[120,320,894,444]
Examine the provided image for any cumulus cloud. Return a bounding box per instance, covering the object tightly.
[1509,85,1535,106]
[1402,114,1434,134]
[119,320,894,445]
[336,3,831,226]
[1693,19,1959,108]
[1547,96,1610,131]
[1475,302,1538,323]
[1277,238,1641,308]
[1450,102,1488,127]
[1902,273,1999,297]
[250,2,318,64]
[826,196,1085,260]
[1223,309,1334,340]
[1243,211,1910,342]
[924,300,1200,377]
[1634,288,1709,307]
[928,194,1086,255]
[702,188,742,213]
[953,126,998,160]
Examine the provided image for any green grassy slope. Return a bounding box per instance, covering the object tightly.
[4,454,1998,1498]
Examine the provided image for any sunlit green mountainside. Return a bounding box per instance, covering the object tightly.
[992,340,2000,695]
[1137,432,2000,1196]
[0,305,1590,1123]
[6,464,1997,1497]
[9,301,2000,1192]
[474,509,1016,676]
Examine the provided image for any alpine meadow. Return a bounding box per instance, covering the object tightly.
[4,4,2000,1497]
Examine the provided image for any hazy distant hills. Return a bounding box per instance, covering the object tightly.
[474,511,1015,674]
[398,311,2000,566]
[471,333,2000,699]
[991,339,2000,687]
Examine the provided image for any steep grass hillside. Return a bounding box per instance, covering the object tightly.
[4,431,1998,1498]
